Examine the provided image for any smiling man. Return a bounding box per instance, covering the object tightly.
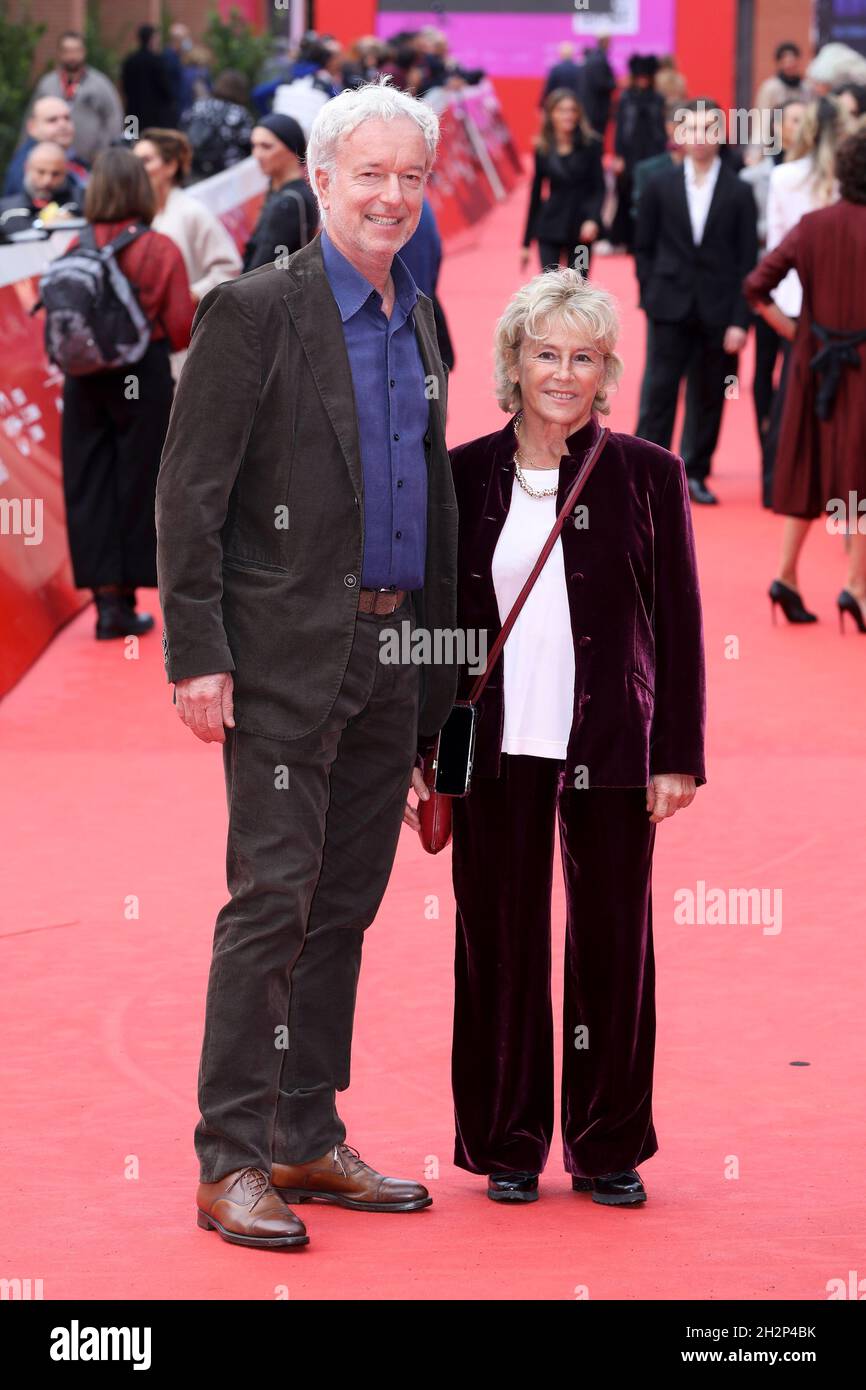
[155,79,458,1251]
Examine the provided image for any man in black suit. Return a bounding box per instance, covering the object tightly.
[635,99,758,504]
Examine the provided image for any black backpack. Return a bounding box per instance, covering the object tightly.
[33,223,152,375]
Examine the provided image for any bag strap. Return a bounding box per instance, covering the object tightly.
[466,424,609,705]
[100,222,149,259]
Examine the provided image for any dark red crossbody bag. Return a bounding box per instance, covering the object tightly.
[419,426,609,853]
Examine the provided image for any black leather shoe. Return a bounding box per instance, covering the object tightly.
[94,594,155,640]
[687,478,718,505]
[572,1169,647,1205]
[487,1171,539,1202]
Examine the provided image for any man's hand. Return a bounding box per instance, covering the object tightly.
[646,773,697,823]
[403,765,430,833]
[579,219,600,244]
[174,672,235,744]
[723,325,748,354]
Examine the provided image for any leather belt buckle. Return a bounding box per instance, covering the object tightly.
[358,587,406,616]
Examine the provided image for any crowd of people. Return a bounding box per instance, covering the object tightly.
[1,24,461,641]
[3,24,866,642]
[524,36,866,628]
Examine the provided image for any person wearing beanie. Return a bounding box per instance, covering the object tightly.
[610,54,667,250]
[243,111,319,270]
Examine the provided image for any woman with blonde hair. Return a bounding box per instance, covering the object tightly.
[407,269,706,1205]
[760,96,857,617]
[521,89,604,274]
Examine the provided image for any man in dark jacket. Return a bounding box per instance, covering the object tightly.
[542,41,583,103]
[120,24,177,131]
[635,99,759,503]
[0,142,82,234]
[156,81,458,1251]
[581,36,617,136]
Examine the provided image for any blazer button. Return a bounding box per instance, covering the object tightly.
[343,574,357,588]
[578,635,592,647]
[571,572,584,581]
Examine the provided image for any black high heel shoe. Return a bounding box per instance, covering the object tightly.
[837,590,866,633]
[768,580,818,625]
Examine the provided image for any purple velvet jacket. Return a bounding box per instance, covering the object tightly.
[438,411,707,788]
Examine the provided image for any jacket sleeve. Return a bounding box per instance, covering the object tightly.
[522,152,544,249]
[243,194,303,271]
[730,183,760,329]
[649,455,707,784]
[189,204,242,301]
[634,175,661,305]
[743,222,801,310]
[155,284,261,684]
[159,241,196,350]
[585,140,605,224]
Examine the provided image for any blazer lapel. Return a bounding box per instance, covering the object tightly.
[282,236,363,497]
[412,295,446,470]
[673,165,694,243]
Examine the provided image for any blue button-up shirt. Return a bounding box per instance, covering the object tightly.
[320,228,428,591]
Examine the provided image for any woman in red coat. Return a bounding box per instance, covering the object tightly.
[744,127,866,631]
[61,146,194,639]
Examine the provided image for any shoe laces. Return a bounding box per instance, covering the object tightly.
[239,1166,269,1201]
[335,1142,365,1175]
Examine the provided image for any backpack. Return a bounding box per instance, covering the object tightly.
[33,223,151,375]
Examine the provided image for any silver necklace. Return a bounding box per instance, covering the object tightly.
[512,412,559,498]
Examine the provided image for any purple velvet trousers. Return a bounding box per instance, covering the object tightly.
[451,753,659,1179]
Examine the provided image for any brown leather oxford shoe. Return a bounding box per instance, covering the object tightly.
[272,1142,432,1212]
[196,1166,310,1248]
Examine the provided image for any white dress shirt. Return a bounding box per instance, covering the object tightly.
[491,471,575,760]
[683,155,722,245]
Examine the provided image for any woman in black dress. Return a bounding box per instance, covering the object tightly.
[521,89,605,276]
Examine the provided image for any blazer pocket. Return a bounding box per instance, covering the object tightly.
[222,554,290,574]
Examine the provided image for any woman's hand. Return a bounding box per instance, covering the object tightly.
[757,301,797,342]
[579,220,599,244]
[519,247,531,271]
[403,765,430,833]
[646,773,697,823]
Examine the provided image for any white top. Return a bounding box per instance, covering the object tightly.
[683,155,721,245]
[765,156,833,317]
[491,470,575,760]
[152,185,242,301]
[152,186,242,379]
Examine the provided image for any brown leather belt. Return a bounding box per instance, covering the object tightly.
[357,588,406,615]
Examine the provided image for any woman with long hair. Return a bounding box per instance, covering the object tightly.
[521,89,605,276]
[745,127,866,631]
[758,96,857,619]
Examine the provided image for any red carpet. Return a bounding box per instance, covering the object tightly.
[2,180,864,1301]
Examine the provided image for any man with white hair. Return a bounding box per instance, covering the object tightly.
[156,78,458,1250]
[3,95,86,198]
